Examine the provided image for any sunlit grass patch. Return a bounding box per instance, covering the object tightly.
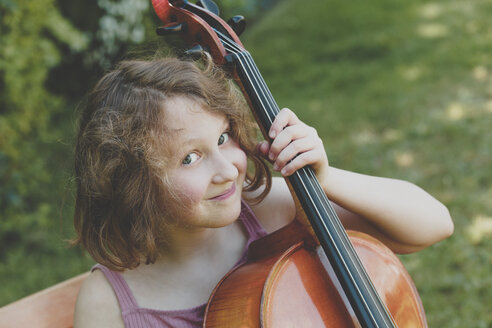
[467,215,492,244]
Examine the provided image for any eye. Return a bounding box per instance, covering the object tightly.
[182,152,200,165]
[218,132,229,146]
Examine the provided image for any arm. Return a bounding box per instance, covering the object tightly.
[320,167,453,253]
[258,108,454,253]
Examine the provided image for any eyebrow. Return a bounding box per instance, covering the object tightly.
[167,119,229,153]
[172,118,228,140]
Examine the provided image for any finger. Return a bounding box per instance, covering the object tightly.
[279,150,320,176]
[268,124,309,161]
[255,140,270,159]
[273,138,312,171]
[269,108,300,139]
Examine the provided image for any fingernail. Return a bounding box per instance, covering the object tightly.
[273,163,278,170]
[269,130,276,139]
[269,152,275,161]
[260,142,268,154]
[281,168,287,175]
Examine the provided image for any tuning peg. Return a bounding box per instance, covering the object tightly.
[184,44,205,59]
[156,22,187,36]
[196,0,220,15]
[227,15,246,36]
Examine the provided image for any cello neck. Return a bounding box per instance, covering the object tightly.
[220,33,396,328]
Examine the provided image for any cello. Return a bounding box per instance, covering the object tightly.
[151,1,428,327]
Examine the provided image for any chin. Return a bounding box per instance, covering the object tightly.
[210,197,242,228]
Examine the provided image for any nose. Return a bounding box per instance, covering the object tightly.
[211,151,239,184]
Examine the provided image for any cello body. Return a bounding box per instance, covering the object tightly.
[204,221,427,327]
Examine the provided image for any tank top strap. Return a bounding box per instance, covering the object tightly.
[240,199,268,241]
[91,263,138,314]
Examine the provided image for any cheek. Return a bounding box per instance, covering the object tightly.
[167,173,208,207]
[230,142,248,176]
[237,150,248,177]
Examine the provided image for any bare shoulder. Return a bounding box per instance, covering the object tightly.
[244,177,296,233]
[73,269,125,328]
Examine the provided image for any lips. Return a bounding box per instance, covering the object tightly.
[210,183,236,201]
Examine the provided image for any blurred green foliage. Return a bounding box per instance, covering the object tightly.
[0,0,91,302]
[0,0,86,221]
[1,0,490,327]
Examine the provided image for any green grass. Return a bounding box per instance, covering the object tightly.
[2,0,491,326]
[243,0,492,326]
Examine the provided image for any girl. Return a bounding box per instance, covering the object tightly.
[73,55,453,327]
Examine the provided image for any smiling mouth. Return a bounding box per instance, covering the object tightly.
[210,183,236,201]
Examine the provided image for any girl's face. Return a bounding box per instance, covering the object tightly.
[162,96,248,231]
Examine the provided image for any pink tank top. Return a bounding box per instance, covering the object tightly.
[92,200,267,328]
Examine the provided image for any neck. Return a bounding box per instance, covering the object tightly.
[158,221,241,264]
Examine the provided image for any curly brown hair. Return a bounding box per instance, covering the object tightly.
[73,55,271,271]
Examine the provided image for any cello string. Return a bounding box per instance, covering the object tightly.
[217,33,282,139]
[232,44,392,328]
[217,31,390,326]
[222,39,387,327]
[300,166,375,286]
[234,44,387,319]
[217,31,376,314]
[304,167,379,276]
[220,38,279,122]
[219,35,355,257]
[301,166,389,322]
[220,39,376,316]
[231,50,366,290]
[219,34,365,284]
[217,32,278,123]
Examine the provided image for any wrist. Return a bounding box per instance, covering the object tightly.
[317,164,332,196]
